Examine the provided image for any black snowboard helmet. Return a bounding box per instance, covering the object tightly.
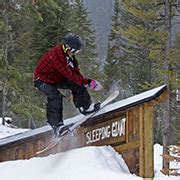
[63,33,83,52]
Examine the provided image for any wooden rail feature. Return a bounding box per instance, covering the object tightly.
[0,85,167,178]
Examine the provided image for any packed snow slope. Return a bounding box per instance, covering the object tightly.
[0,145,179,180]
[0,118,29,139]
[0,146,138,180]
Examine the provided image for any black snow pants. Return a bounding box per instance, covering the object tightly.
[34,78,91,127]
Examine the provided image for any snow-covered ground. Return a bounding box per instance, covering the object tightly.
[0,122,179,180]
[0,144,179,180]
[0,114,179,180]
[0,118,29,139]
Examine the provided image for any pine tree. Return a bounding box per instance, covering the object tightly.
[0,0,69,127]
[0,0,23,125]
[14,0,72,125]
[29,0,71,63]
[18,0,100,121]
[104,0,133,98]
[69,0,99,80]
[104,0,152,97]
[106,0,180,169]
[64,0,103,102]
[0,0,101,127]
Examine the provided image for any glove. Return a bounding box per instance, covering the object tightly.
[88,79,103,91]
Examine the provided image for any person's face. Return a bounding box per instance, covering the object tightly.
[68,49,81,57]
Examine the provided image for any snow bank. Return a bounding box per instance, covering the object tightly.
[0,117,29,139]
[154,144,180,179]
[0,124,29,139]
[0,144,180,179]
[0,146,140,180]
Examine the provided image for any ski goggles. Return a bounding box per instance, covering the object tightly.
[70,48,80,54]
[63,44,80,54]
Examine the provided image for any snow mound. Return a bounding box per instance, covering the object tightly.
[0,117,29,139]
[0,146,140,180]
[0,124,29,139]
[0,144,179,179]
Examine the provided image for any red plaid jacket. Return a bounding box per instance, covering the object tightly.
[33,45,89,85]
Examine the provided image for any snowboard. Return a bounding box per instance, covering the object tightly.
[36,90,119,155]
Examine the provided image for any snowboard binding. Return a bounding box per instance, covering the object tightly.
[79,102,101,115]
[53,124,70,137]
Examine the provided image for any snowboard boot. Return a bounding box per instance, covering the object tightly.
[53,124,70,137]
[78,102,101,115]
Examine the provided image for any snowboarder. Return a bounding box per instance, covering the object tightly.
[33,33,103,137]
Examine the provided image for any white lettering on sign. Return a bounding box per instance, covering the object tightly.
[86,118,126,144]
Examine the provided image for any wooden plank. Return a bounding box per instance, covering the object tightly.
[127,107,140,142]
[125,111,129,143]
[149,90,168,106]
[121,148,139,175]
[114,141,140,175]
[139,104,154,178]
[114,140,140,153]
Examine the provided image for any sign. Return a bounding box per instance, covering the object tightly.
[85,117,126,145]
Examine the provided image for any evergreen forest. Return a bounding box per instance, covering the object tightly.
[0,0,179,153]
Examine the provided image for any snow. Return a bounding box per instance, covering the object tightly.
[0,146,137,180]
[154,144,180,178]
[0,123,179,180]
[0,125,28,139]
[0,118,29,139]
[0,122,179,179]
[0,142,179,179]
[1,85,179,179]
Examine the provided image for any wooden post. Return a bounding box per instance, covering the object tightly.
[139,104,154,178]
[0,81,3,125]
